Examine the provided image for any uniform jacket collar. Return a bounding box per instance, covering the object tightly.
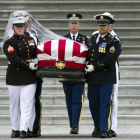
[13,34,25,39]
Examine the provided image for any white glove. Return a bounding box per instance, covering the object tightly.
[85,61,89,65]
[34,58,39,64]
[85,65,94,73]
[29,63,38,70]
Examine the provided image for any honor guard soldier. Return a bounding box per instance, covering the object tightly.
[103,12,122,137]
[92,12,122,137]
[12,11,43,137]
[85,14,121,138]
[60,13,89,134]
[3,16,38,138]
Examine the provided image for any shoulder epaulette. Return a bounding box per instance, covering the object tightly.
[89,33,98,42]
[108,34,114,40]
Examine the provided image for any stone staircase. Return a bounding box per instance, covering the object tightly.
[0,0,140,125]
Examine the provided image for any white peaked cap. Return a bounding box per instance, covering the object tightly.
[103,12,114,19]
[10,16,27,24]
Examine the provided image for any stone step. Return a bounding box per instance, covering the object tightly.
[119,77,140,85]
[39,114,140,125]
[0,114,140,125]
[1,9,140,19]
[1,0,139,1]
[0,66,7,75]
[50,27,140,37]
[0,76,140,87]
[118,55,140,66]
[119,85,140,95]
[0,95,140,105]
[0,34,139,46]
[1,55,140,67]
[0,66,140,80]
[0,84,140,96]
[41,95,140,105]
[0,104,140,115]
[0,19,140,29]
[122,45,140,55]
[0,45,139,55]
[0,75,140,85]
[0,1,140,11]
[0,55,8,66]
[0,27,139,38]
[0,44,139,55]
[120,66,140,77]
[0,0,139,1]
[0,65,140,77]
[43,105,140,116]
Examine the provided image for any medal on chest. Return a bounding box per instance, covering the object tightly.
[99,42,107,53]
[28,40,35,46]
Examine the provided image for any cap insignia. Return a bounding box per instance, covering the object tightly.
[72,14,76,17]
[19,18,21,20]
[100,16,103,19]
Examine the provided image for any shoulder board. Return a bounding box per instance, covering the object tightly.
[89,33,98,42]
[108,34,114,39]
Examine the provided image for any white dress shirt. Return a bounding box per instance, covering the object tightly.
[96,33,107,43]
[70,32,78,40]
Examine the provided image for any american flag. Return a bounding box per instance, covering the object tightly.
[37,39,88,69]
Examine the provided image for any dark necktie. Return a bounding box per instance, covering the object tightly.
[99,36,102,42]
[73,35,75,41]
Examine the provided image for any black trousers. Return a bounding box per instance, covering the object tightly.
[33,77,43,131]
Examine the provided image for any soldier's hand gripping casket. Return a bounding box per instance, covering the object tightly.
[36,39,88,79]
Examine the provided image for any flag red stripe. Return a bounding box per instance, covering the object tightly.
[73,51,88,58]
[38,60,85,69]
[72,42,80,56]
[38,60,56,67]
[44,41,51,56]
[58,40,66,61]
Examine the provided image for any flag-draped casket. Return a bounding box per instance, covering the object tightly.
[37,39,88,79]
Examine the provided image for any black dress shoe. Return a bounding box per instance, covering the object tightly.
[20,131,27,138]
[92,129,100,137]
[26,130,33,138]
[100,131,107,138]
[106,131,112,138]
[32,130,41,137]
[70,128,79,134]
[100,131,112,138]
[111,130,117,137]
[11,130,20,138]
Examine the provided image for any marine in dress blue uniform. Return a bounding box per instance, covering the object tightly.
[3,16,38,138]
[60,13,89,134]
[18,12,43,137]
[85,15,121,138]
[8,11,43,137]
